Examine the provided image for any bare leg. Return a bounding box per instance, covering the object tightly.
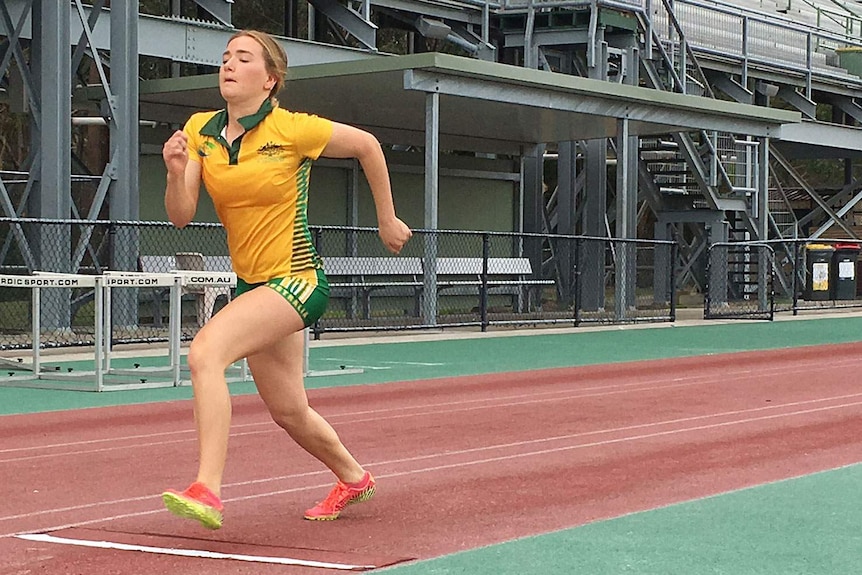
[248,328,365,484]
[184,286,308,495]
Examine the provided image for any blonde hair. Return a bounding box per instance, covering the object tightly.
[228,30,288,105]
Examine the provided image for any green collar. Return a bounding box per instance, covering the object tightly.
[199,98,274,137]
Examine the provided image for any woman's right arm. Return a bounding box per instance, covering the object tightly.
[163,129,201,229]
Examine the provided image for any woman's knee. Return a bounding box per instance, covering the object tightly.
[187,330,233,379]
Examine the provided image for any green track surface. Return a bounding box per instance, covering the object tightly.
[381,463,862,575]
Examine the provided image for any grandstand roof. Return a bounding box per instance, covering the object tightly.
[135,52,800,154]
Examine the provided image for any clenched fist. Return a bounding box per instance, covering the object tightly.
[379,217,413,255]
[163,130,189,175]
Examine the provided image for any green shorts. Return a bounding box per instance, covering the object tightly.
[236,268,330,327]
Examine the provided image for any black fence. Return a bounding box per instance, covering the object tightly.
[705,238,862,320]
[0,218,680,350]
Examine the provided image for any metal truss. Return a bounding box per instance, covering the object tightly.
[0,0,140,277]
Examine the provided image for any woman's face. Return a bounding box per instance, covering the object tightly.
[219,35,274,104]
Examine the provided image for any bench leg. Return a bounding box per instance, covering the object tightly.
[195,289,230,327]
[413,288,422,317]
[361,289,372,320]
[152,290,164,327]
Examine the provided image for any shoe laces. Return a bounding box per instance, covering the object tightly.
[318,481,351,511]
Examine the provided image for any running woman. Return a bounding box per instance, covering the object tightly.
[160,29,412,529]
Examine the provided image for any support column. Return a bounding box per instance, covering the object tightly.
[31,1,71,226]
[581,39,608,311]
[30,0,71,329]
[615,117,637,318]
[654,219,672,304]
[556,141,577,304]
[522,143,545,291]
[421,92,440,325]
[345,160,360,318]
[109,2,140,326]
[109,2,139,224]
[757,136,770,309]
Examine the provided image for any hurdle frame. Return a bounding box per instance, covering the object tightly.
[170,269,251,386]
[0,271,358,391]
[0,272,107,391]
[96,270,185,390]
[0,270,246,391]
[302,328,364,377]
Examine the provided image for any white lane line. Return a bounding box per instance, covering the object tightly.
[0,373,831,465]
[4,355,859,460]
[2,395,860,536]
[0,359,862,463]
[378,361,445,366]
[321,357,445,366]
[14,533,375,570]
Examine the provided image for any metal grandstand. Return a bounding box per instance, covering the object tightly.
[1,0,861,322]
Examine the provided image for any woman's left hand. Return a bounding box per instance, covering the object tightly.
[379,217,413,255]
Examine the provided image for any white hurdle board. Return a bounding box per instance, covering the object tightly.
[0,270,244,391]
[171,270,250,385]
[0,272,105,391]
[99,271,184,390]
[0,270,355,391]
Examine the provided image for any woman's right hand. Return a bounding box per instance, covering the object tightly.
[163,130,189,175]
[163,130,200,228]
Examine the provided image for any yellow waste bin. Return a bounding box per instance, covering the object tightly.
[805,243,834,301]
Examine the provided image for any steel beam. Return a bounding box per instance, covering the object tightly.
[192,0,232,27]
[308,0,377,50]
[2,0,378,67]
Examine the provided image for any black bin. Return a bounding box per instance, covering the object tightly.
[805,243,834,301]
[832,243,861,300]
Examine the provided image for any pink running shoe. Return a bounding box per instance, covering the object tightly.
[304,471,376,520]
[161,482,224,530]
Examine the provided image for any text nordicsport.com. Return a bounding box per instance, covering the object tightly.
[0,277,81,287]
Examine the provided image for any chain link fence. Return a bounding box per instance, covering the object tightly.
[706,238,862,320]
[705,242,775,320]
[0,218,679,352]
[0,219,228,351]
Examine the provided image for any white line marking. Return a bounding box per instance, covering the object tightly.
[377,361,445,366]
[0,374,817,464]
[4,355,858,461]
[321,357,444,366]
[2,396,860,537]
[333,365,391,370]
[3,389,861,521]
[14,533,376,570]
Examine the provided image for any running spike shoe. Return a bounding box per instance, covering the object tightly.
[162,481,224,530]
[304,471,376,520]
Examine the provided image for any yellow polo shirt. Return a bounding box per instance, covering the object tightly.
[184,100,333,283]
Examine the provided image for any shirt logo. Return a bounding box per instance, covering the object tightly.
[258,142,287,158]
[197,140,217,158]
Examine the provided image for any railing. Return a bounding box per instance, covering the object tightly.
[799,0,862,39]
[706,238,862,319]
[0,218,680,351]
[500,0,862,86]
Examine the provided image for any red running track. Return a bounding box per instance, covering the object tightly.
[1,343,861,574]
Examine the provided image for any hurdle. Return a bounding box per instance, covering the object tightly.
[0,271,107,391]
[302,327,363,377]
[98,270,184,390]
[171,270,250,386]
[0,269,250,391]
[0,270,353,391]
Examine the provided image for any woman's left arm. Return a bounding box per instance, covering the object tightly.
[321,123,412,254]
